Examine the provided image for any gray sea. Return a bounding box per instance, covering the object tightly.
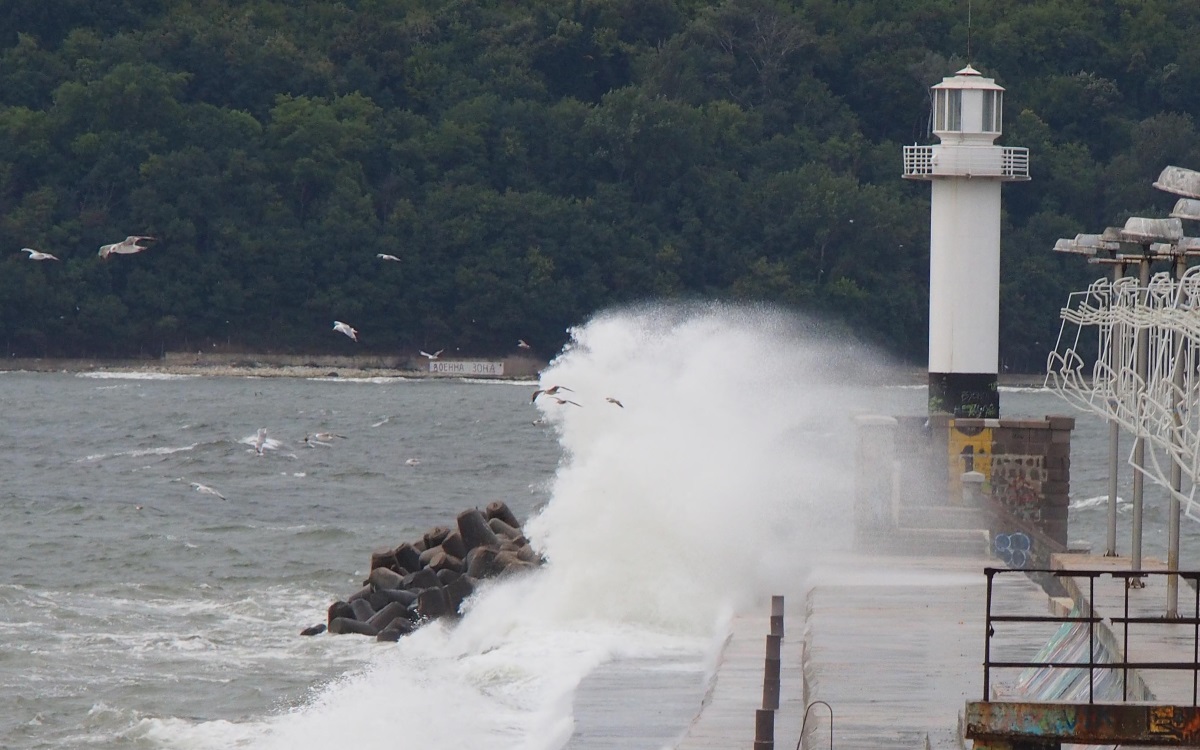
[1,304,1193,749]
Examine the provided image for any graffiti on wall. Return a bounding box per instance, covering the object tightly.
[994,532,1032,568]
[989,454,1048,569]
[948,421,993,504]
[991,455,1046,523]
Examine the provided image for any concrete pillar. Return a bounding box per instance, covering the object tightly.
[962,471,985,507]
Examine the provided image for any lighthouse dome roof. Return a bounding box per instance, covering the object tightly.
[932,65,1005,92]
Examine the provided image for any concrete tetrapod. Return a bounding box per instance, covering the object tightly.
[300,500,543,640]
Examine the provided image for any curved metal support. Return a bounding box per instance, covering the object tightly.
[796,700,833,750]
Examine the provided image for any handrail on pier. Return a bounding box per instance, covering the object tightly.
[982,567,1200,705]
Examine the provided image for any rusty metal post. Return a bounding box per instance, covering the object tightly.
[763,634,782,710]
[1088,574,1095,704]
[766,633,782,660]
[983,568,995,701]
[1124,574,1132,701]
[770,595,784,636]
[1194,577,1199,705]
[763,647,781,710]
[754,708,774,750]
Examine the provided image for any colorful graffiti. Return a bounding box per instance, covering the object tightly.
[948,421,994,504]
[992,456,1046,523]
[1148,706,1200,742]
[994,532,1032,568]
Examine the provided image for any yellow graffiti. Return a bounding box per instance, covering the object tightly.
[1149,706,1176,737]
[948,421,993,505]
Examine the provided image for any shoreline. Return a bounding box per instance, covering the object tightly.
[0,354,1050,388]
[0,353,547,380]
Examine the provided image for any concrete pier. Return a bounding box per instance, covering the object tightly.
[674,603,805,750]
[567,550,1200,749]
[561,551,1055,749]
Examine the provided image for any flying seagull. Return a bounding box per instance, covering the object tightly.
[254,428,268,456]
[517,339,531,349]
[190,482,226,500]
[333,321,358,341]
[551,397,582,407]
[377,253,401,262]
[606,397,624,408]
[21,248,59,261]
[531,385,573,403]
[99,235,155,259]
[419,349,443,360]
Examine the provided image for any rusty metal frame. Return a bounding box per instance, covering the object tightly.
[982,567,1200,704]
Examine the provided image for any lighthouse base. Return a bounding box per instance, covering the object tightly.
[928,372,999,418]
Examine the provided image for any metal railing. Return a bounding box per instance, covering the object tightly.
[903,146,935,176]
[1000,147,1030,177]
[983,567,1200,704]
[902,145,1030,179]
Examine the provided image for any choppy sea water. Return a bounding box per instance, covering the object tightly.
[2,304,1195,749]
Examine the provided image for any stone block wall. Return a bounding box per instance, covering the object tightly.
[854,413,1075,550]
[955,415,1074,546]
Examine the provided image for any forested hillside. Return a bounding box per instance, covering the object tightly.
[3,0,1200,368]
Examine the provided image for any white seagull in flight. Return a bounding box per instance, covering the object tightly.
[190,482,226,500]
[21,248,59,261]
[333,321,358,341]
[419,349,443,360]
[531,385,573,403]
[254,428,268,456]
[98,235,155,259]
[377,253,401,262]
[517,339,531,349]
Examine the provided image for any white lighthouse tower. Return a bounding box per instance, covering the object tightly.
[903,65,1029,418]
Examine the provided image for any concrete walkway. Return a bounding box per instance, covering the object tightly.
[565,551,1174,750]
[674,605,805,750]
[798,555,1050,750]
[671,553,1050,750]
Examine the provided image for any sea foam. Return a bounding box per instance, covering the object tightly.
[77,371,200,381]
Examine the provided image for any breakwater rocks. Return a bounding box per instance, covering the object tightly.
[304,501,543,641]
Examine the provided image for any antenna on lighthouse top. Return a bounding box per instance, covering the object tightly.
[967,0,973,64]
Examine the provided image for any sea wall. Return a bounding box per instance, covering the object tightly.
[163,351,544,377]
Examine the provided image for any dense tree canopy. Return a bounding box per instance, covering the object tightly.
[2,0,1199,369]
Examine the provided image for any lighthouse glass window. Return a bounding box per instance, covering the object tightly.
[982,90,1002,132]
[935,89,962,131]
